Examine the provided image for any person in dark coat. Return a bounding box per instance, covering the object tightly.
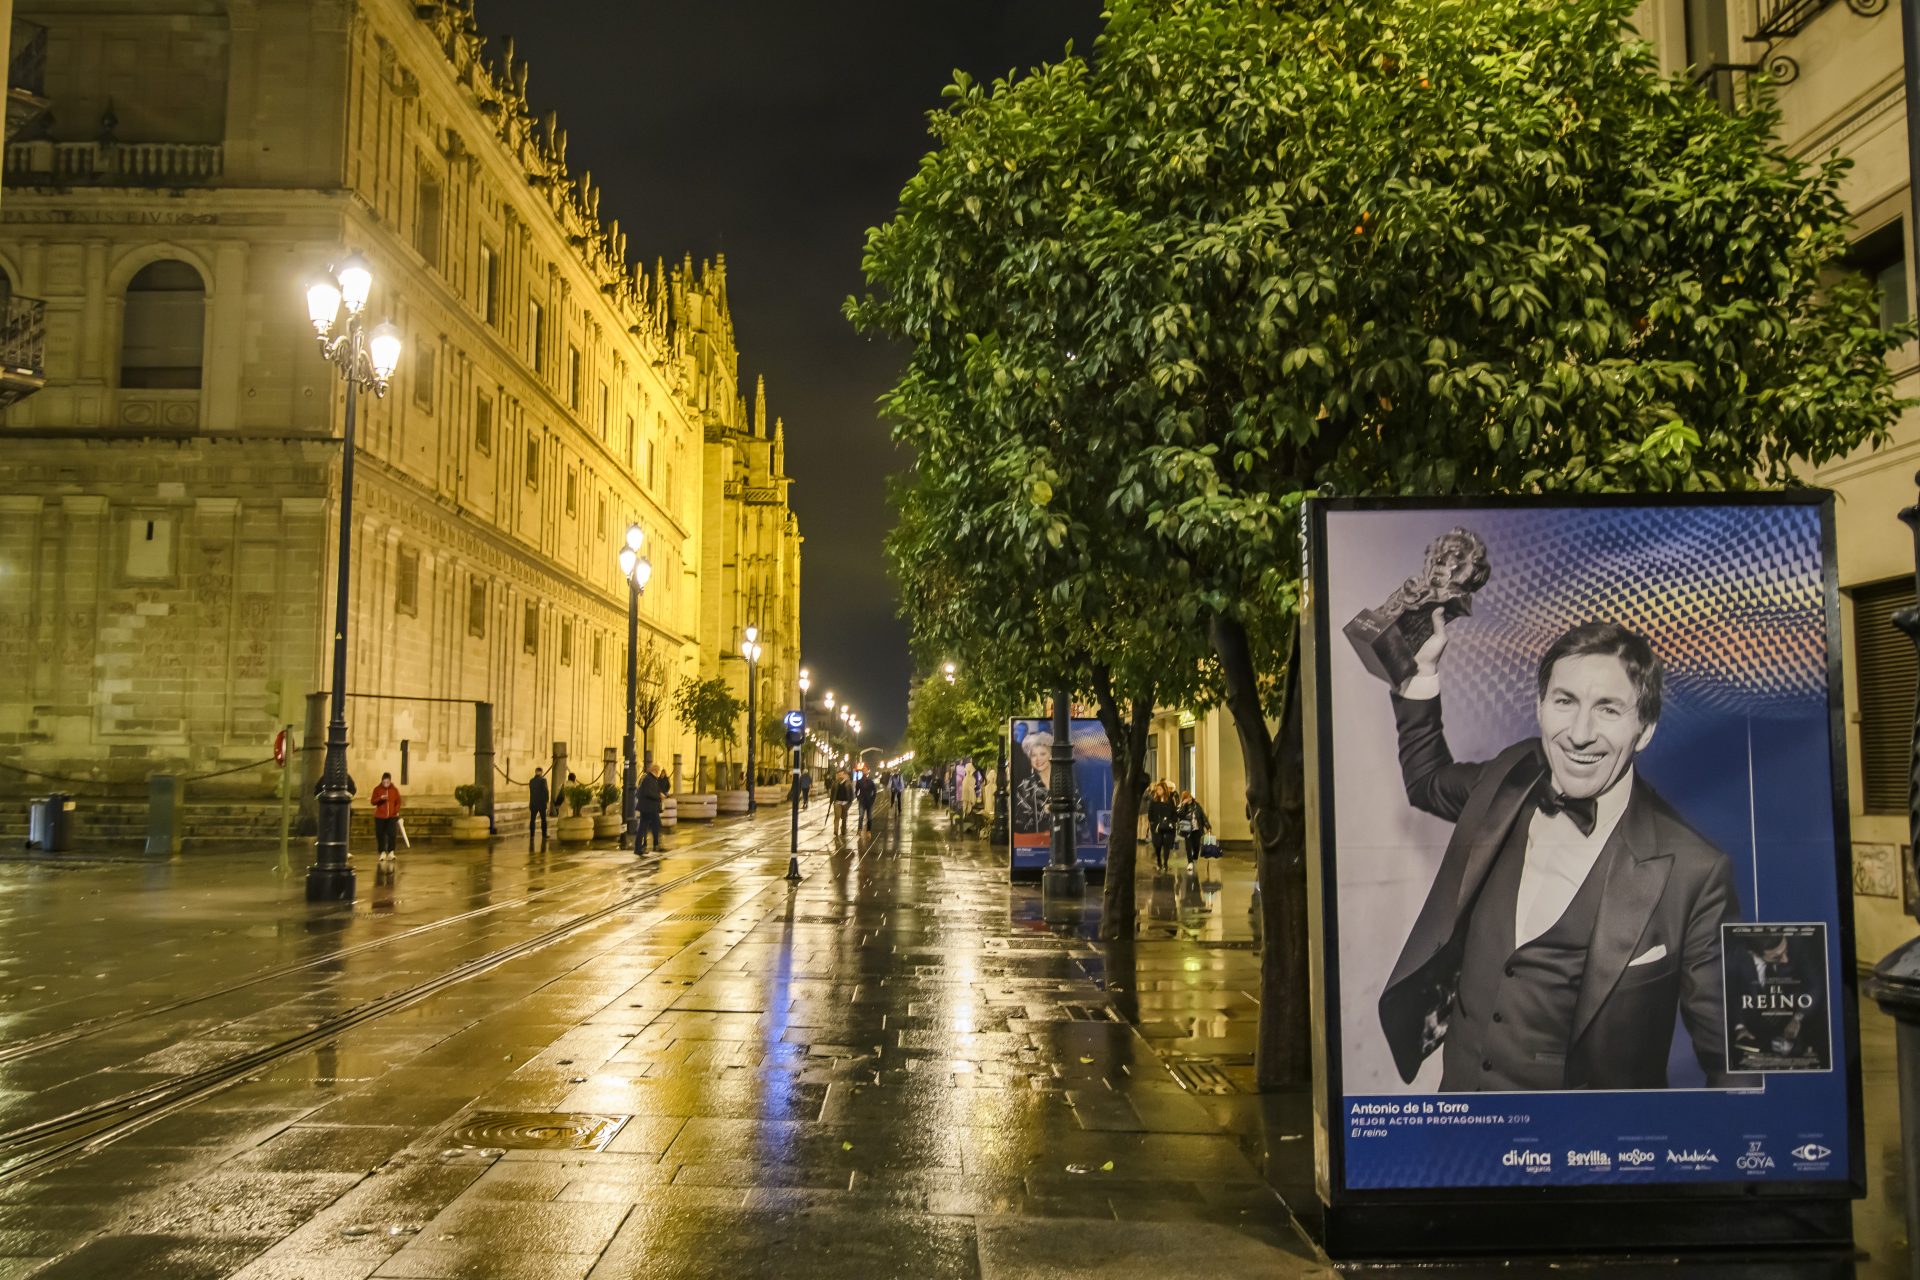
[1176,791,1210,866]
[854,771,878,831]
[528,768,550,843]
[635,763,666,853]
[829,770,854,837]
[1146,782,1178,872]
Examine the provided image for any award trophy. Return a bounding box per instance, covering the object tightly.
[1343,527,1492,687]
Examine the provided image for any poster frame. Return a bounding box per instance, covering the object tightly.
[1301,491,1865,1254]
[1007,715,1112,878]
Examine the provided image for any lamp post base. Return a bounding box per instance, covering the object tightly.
[1042,862,1085,921]
[305,862,356,902]
[785,855,802,882]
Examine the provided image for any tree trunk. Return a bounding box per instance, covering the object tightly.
[1093,671,1155,942]
[1211,613,1312,1090]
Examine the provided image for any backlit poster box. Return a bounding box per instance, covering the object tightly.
[1008,716,1111,875]
[1302,495,1862,1254]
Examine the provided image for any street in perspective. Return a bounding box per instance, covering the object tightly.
[2,0,1920,1277]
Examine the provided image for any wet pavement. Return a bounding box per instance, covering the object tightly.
[0,796,1907,1277]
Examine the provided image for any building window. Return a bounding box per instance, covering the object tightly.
[525,436,540,489]
[1855,578,1918,815]
[478,244,499,325]
[523,603,539,654]
[626,414,636,468]
[560,619,573,666]
[1683,0,1732,108]
[475,391,494,454]
[596,492,606,537]
[414,167,442,269]
[592,634,603,675]
[565,467,577,516]
[468,580,487,637]
[567,344,582,409]
[413,344,435,411]
[120,260,205,389]
[597,381,609,438]
[528,299,546,373]
[1848,221,1911,333]
[395,547,419,616]
[1178,724,1196,795]
[123,514,175,581]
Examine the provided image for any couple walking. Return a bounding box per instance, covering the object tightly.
[828,769,878,837]
[1145,781,1209,871]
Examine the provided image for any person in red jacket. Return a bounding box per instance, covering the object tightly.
[370,772,403,860]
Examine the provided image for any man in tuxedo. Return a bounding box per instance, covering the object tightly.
[1378,616,1743,1091]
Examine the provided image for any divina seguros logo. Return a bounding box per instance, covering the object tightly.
[1501,1149,1552,1174]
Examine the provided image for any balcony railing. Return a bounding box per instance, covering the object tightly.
[4,140,224,186]
[1748,0,1885,41]
[0,294,47,408]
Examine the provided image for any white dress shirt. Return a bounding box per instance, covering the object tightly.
[1513,769,1633,948]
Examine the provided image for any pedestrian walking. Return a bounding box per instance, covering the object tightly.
[1146,781,1178,872]
[855,770,877,831]
[371,772,403,859]
[800,769,813,809]
[559,771,577,816]
[528,767,550,843]
[889,771,904,808]
[1177,790,1209,867]
[636,763,666,853]
[830,770,853,837]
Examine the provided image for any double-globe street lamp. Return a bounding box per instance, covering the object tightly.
[617,524,652,849]
[302,255,402,903]
[741,627,763,813]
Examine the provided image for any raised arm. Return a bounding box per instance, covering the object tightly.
[1388,608,1488,822]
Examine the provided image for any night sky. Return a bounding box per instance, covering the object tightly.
[481,0,1104,745]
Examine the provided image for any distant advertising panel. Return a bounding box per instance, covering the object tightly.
[1303,497,1861,1206]
[1008,717,1111,874]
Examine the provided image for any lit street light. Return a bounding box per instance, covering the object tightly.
[618,524,652,849]
[302,253,401,903]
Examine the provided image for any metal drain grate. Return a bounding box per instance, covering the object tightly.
[446,1112,630,1151]
[1196,940,1258,951]
[666,911,726,923]
[1165,1058,1239,1095]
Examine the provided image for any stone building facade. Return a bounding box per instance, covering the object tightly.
[0,0,801,814]
[1633,0,1917,964]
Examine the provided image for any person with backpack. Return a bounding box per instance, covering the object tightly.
[1177,790,1210,867]
[528,768,550,844]
[1146,781,1178,872]
[370,772,403,860]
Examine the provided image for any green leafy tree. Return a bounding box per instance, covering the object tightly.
[905,670,1004,776]
[853,0,1906,1084]
[673,675,744,791]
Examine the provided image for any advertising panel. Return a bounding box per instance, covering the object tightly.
[1304,496,1861,1204]
[1008,717,1112,874]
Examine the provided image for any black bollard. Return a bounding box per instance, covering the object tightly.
[1863,469,1920,1280]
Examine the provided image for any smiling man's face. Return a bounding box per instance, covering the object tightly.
[1536,652,1656,800]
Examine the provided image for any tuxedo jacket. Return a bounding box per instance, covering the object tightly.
[1378,694,1742,1089]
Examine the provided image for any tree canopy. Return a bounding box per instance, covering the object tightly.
[851,0,1907,1083]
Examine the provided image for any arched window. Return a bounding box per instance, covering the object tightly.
[120,260,204,389]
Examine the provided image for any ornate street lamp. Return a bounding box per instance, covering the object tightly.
[302,254,401,903]
[618,523,652,849]
[741,626,762,813]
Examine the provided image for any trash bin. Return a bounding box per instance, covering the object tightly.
[26,793,73,852]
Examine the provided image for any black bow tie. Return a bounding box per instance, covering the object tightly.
[1534,786,1598,837]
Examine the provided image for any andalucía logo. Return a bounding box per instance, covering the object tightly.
[1665,1148,1719,1168]
[1616,1148,1656,1169]
[1790,1143,1832,1164]
[1736,1141,1775,1173]
[1501,1149,1552,1174]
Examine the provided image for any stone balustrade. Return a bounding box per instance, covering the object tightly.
[4,140,224,185]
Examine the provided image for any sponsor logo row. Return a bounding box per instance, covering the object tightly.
[1501,1140,1832,1175]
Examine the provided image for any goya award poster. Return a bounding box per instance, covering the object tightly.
[1009,717,1112,873]
[1303,496,1861,1201]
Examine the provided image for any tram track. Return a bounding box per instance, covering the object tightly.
[0,826,748,1068]
[0,837,778,1185]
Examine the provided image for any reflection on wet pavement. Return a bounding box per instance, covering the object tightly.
[0,796,1905,1277]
